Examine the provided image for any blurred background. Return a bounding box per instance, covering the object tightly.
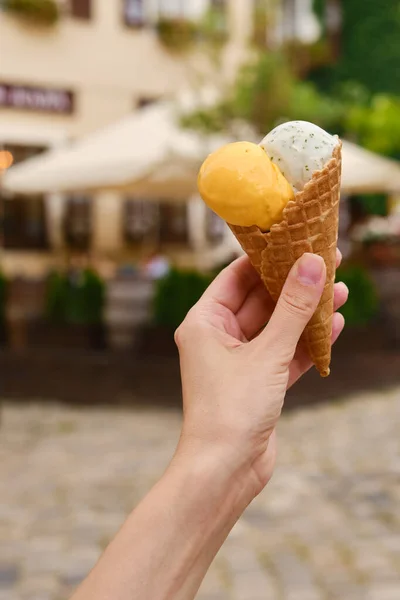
[0,1,399,599]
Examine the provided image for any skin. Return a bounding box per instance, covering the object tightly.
[71,252,348,600]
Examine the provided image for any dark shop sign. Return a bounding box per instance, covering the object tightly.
[0,82,74,114]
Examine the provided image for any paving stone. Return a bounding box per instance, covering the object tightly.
[366,583,400,600]
[1,389,400,600]
[0,564,19,588]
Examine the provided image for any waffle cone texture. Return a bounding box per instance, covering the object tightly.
[229,142,342,377]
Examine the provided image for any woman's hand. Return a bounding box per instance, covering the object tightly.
[71,252,348,600]
[175,252,348,508]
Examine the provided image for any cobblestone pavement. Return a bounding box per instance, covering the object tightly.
[1,388,399,600]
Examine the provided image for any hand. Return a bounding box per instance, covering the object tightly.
[174,252,348,510]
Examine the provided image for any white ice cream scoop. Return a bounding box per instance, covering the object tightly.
[260,121,339,192]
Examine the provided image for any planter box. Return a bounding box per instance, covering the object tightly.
[0,321,7,347]
[135,325,178,358]
[26,320,106,350]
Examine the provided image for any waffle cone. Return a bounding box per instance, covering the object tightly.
[229,143,342,377]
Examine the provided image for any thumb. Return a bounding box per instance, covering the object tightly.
[257,253,326,362]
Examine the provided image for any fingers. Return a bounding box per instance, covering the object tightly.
[235,281,275,341]
[336,248,342,268]
[254,254,326,363]
[201,255,260,314]
[286,282,348,386]
[333,282,349,310]
[288,312,345,388]
[232,256,347,342]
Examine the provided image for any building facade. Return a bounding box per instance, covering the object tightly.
[0,0,255,278]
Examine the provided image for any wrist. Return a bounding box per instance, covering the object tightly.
[171,435,257,516]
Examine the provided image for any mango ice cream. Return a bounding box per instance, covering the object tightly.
[197,141,294,231]
[197,120,342,378]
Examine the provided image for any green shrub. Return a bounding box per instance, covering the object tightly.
[153,268,213,329]
[345,95,400,159]
[46,271,68,323]
[336,265,378,326]
[313,0,400,96]
[156,18,197,52]
[45,269,105,325]
[2,0,59,25]
[181,51,345,137]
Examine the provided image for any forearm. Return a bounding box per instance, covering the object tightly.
[71,448,249,600]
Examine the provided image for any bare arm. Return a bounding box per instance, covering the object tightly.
[71,449,250,600]
[71,253,347,600]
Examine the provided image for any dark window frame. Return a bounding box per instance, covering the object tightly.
[159,202,189,246]
[123,197,160,245]
[63,195,93,252]
[1,143,49,252]
[123,0,146,28]
[70,0,92,20]
[2,195,50,252]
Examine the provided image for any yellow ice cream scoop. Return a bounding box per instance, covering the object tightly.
[198,141,294,231]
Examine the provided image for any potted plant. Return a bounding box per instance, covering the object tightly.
[336,264,378,327]
[43,268,106,349]
[2,0,60,26]
[156,17,197,53]
[137,268,213,356]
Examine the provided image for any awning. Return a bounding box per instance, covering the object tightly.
[340,141,400,195]
[4,102,400,196]
[2,102,228,199]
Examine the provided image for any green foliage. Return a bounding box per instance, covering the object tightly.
[153,268,213,329]
[345,95,400,159]
[336,265,378,326]
[180,103,230,134]
[156,18,197,52]
[0,272,8,323]
[252,0,270,48]
[46,271,68,323]
[313,0,324,22]
[182,52,344,137]
[229,53,293,133]
[200,5,228,46]
[2,0,59,26]
[312,0,400,95]
[353,194,388,218]
[288,80,344,133]
[46,269,105,325]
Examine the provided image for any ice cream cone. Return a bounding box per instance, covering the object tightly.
[229,143,342,377]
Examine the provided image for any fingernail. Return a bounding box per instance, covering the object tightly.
[297,253,324,286]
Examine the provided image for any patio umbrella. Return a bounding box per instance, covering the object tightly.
[2,102,229,199]
[4,102,400,196]
[341,141,400,195]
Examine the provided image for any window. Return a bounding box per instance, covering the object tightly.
[157,0,186,19]
[124,198,159,243]
[136,97,158,109]
[2,144,45,164]
[123,199,190,246]
[0,144,48,251]
[159,203,188,245]
[70,0,92,20]
[124,0,145,27]
[3,196,49,251]
[63,196,92,251]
